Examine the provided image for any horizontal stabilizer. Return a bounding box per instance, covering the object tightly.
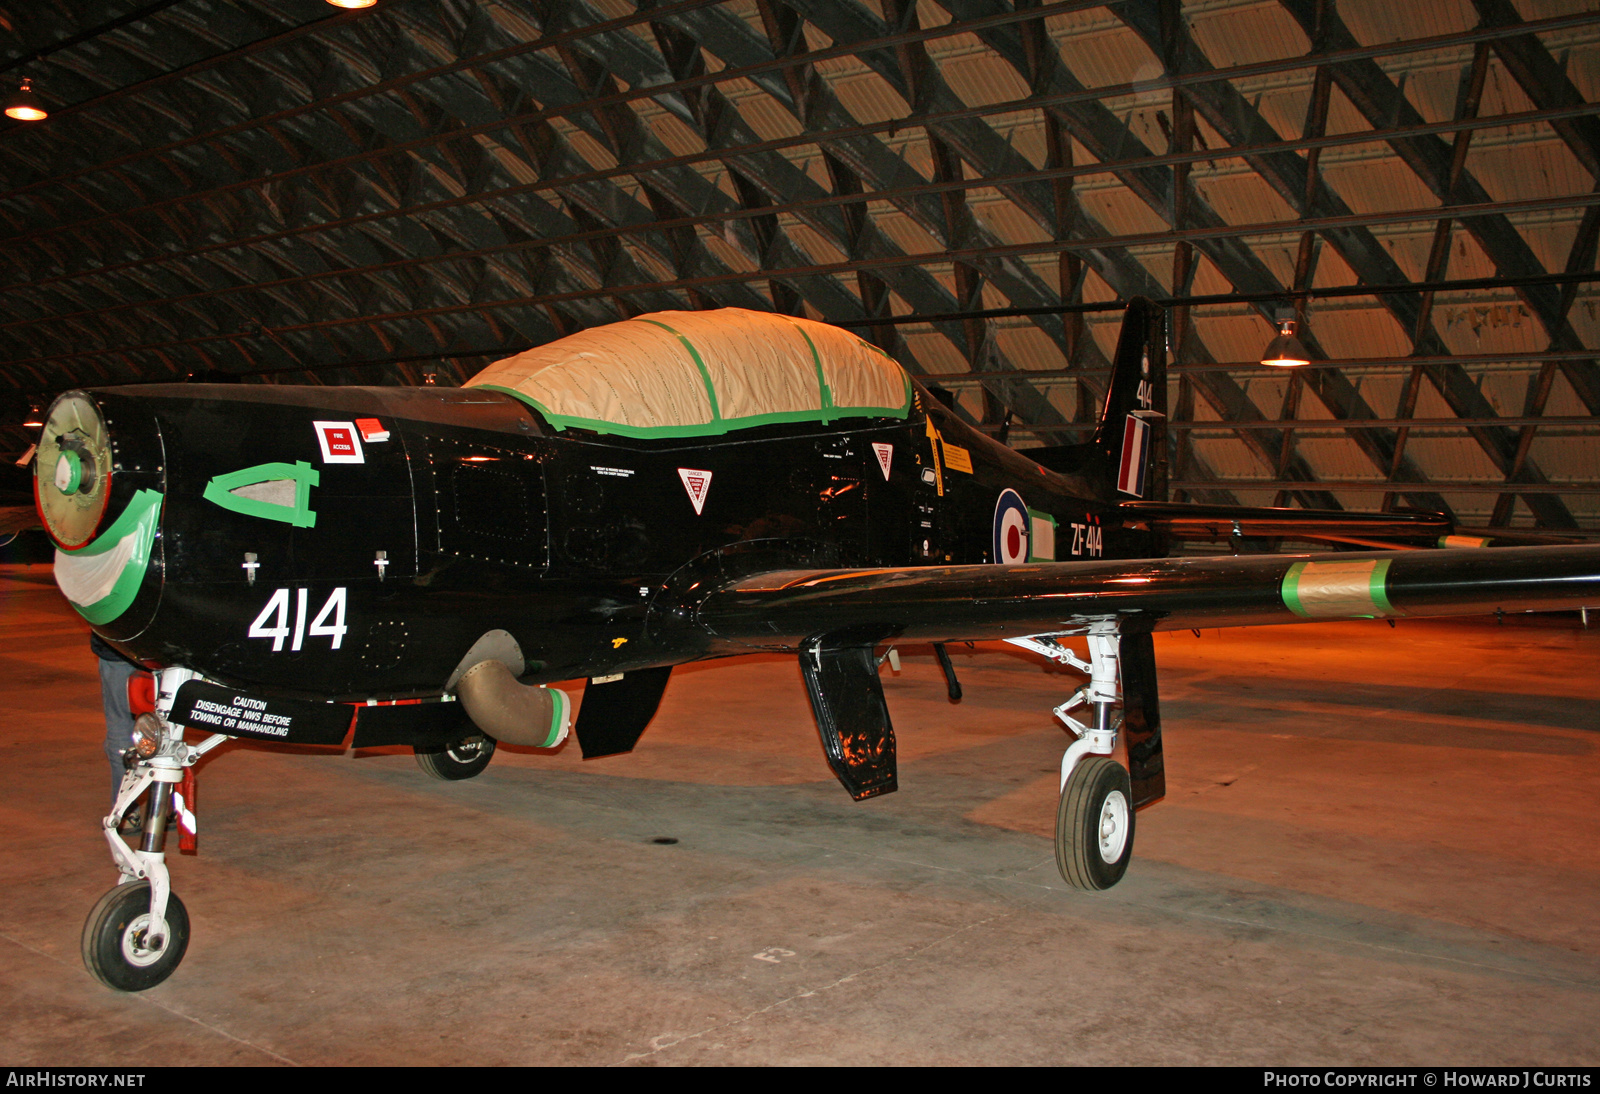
[1120,501,1451,548]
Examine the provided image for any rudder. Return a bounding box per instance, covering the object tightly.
[1025,297,1167,502]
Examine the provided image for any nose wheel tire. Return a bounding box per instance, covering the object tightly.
[1056,755,1135,891]
[82,881,190,992]
[414,733,497,780]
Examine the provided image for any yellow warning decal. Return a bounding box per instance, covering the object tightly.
[941,441,973,474]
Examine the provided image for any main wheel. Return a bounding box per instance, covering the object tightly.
[1055,755,1135,890]
[414,733,497,780]
[81,880,190,991]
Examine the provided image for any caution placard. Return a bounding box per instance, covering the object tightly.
[170,681,352,745]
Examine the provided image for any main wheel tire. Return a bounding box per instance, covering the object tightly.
[1055,755,1135,891]
[414,733,496,780]
[81,880,190,992]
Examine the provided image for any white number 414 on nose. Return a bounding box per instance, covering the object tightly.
[248,587,348,651]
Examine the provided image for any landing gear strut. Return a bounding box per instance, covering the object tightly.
[1006,632,1134,890]
[86,667,225,991]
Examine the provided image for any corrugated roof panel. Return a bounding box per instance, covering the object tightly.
[1296,436,1394,480]
[1319,156,1442,215]
[1238,371,1289,410]
[1528,434,1600,484]
[1321,83,1381,137]
[646,110,708,160]
[937,36,1033,107]
[1308,305,1415,359]
[1480,55,1542,116]
[1078,185,1172,237]
[1539,369,1590,418]
[1049,14,1159,93]
[1188,253,1236,296]
[904,328,969,376]
[725,87,804,142]
[1191,169,1299,227]
[969,191,1051,245]
[1192,311,1280,363]
[778,219,847,267]
[1342,1,1477,48]
[1402,434,1508,483]
[872,207,945,261]
[1187,0,1309,67]
[994,323,1069,373]
[1435,229,1503,282]
[1438,302,1544,353]
[1567,297,1600,346]
[1190,435,1272,478]
[824,65,909,125]
[1467,136,1591,203]
[1513,214,1595,277]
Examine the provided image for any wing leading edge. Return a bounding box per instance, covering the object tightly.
[691,544,1600,648]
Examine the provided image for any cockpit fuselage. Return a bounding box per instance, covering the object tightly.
[43,379,1153,703]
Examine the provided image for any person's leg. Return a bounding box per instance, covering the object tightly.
[98,656,136,809]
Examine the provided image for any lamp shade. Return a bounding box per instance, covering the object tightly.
[4,79,46,122]
[1260,317,1310,367]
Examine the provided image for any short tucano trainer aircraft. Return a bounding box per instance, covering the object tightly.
[33,298,1600,990]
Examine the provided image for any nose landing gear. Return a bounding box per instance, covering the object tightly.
[82,880,190,992]
[87,667,225,991]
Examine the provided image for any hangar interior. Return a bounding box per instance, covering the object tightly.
[0,0,1596,1067]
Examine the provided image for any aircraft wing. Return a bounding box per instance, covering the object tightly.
[692,544,1600,647]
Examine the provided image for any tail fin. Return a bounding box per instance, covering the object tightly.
[1028,297,1167,501]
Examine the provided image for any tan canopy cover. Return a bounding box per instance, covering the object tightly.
[465,308,911,438]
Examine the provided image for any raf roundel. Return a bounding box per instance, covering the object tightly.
[993,489,1030,564]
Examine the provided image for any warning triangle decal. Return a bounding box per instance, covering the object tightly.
[678,468,713,515]
[871,442,893,481]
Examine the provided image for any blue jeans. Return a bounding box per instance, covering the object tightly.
[98,656,137,808]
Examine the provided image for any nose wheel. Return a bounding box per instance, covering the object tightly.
[1056,755,1134,890]
[82,880,190,992]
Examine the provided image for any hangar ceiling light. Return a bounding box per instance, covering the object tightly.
[1260,310,1311,369]
[4,79,46,123]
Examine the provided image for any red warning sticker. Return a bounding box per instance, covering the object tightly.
[313,421,364,464]
[356,418,389,443]
[871,442,893,480]
[678,468,712,515]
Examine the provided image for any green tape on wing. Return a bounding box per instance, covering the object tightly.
[203,461,320,528]
[1281,561,1310,617]
[1281,558,1396,619]
[54,489,163,625]
[1369,558,1395,615]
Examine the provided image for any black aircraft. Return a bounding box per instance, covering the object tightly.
[32,299,1600,991]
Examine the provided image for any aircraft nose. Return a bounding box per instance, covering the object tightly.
[36,390,166,634]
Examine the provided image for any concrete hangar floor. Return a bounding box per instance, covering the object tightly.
[2,562,1597,1067]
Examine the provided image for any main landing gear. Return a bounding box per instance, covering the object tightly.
[1006,632,1134,890]
[414,732,497,780]
[86,667,225,991]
